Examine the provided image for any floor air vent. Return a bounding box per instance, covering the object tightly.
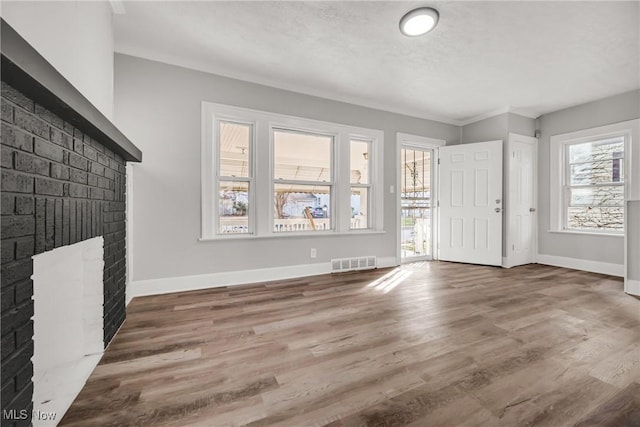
[331,256,377,273]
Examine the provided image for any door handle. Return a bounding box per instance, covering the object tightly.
[529,208,536,212]
[495,207,502,213]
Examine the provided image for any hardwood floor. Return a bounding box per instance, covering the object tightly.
[60,262,640,426]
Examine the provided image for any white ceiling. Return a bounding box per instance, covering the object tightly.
[113,1,640,125]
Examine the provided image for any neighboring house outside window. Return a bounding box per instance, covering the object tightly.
[550,121,635,235]
[564,136,625,232]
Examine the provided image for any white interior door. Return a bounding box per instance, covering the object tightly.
[507,133,537,266]
[439,140,503,266]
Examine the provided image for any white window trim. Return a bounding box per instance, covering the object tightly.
[201,107,257,239]
[349,138,373,230]
[201,101,384,240]
[549,119,639,236]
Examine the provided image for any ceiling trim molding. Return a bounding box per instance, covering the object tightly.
[114,49,545,128]
[114,48,463,126]
[509,109,540,120]
[458,107,539,127]
[458,108,511,126]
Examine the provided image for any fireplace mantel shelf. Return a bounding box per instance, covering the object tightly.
[0,19,142,162]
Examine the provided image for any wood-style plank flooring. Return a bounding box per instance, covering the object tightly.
[61,262,640,426]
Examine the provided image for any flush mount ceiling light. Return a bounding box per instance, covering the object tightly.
[399,7,439,37]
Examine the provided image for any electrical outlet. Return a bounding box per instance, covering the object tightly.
[310,248,317,258]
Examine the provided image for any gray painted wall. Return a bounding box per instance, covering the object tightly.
[114,52,637,281]
[508,113,536,137]
[537,90,640,265]
[461,113,509,144]
[114,54,459,282]
[460,112,536,144]
[2,1,115,119]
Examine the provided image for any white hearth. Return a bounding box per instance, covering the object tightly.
[31,237,105,426]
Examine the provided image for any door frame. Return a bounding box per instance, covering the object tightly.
[504,132,538,268]
[396,133,446,264]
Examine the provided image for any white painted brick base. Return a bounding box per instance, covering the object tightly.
[31,236,104,425]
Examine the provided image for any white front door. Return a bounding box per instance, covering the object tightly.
[439,140,503,266]
[507,133,537,266]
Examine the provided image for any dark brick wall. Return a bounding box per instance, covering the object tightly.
[1,81,127,426]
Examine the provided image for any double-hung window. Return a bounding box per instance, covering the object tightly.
[273,129,334,232]
[564,136,625,232]
[201,101,384,240]
[215,121,254,235]
[550,120,638,236]
[350,139,371,229]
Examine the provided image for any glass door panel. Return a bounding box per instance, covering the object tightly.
[401,148,432,260]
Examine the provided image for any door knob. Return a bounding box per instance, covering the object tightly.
[495,207,502,213]
[529,208,536,212]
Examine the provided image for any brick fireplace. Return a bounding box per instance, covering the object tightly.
[1,21,141,427]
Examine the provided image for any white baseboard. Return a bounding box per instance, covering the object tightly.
[377,256,398,269]
[536,254,624,277]
[625,279,640,296]
[127,253,625,302]
[125,283,134,306]
[127,256,399,301]
[128,262,332,300]
[502,254,537,269]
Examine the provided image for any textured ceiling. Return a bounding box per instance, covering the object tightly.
[114,1,640,124]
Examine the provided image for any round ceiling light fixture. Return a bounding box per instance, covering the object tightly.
[399,7,439,37]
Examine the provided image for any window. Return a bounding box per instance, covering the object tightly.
[216,121,253,235]
[549,120,637,236]
[201,102,384,239]
[273,130,333,232]
[565,137,624,232]
[350,139,371,229]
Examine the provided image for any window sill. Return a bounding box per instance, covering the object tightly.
[547,229,624,238]
[199,229,386,242]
